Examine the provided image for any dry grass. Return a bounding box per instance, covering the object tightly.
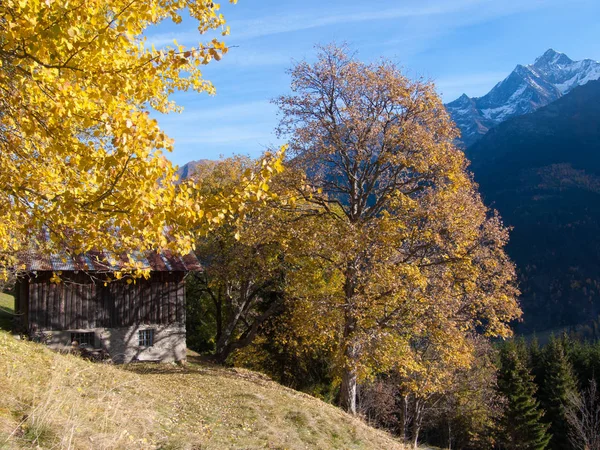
[0,332,160,449]
[0,331,408,449]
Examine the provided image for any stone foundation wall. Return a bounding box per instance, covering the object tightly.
[37,323,186,363]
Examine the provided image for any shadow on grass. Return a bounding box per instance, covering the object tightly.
[0,292,14,332]
[123,359,275,387]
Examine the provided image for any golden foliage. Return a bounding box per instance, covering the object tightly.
[0,0,283,279]
[188,156,291,361]
[272,44,521,411]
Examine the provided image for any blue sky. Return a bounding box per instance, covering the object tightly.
[145,0,600,166]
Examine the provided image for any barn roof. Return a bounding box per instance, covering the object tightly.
[19,249,202,273]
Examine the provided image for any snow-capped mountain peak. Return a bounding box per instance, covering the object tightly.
[445,49,600,147]
[532,48,573,69]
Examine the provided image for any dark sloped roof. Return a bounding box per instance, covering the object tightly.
[19,249,202,273]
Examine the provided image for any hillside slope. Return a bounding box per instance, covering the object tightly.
[0,293,13,331]
[176,159,212,180]
[0,330,406,450]
[467,79,600,332]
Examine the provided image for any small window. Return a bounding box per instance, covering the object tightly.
[138,329,155,347]
[71,332,95,347]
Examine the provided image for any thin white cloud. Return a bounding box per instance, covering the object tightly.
[434,72,511,101]
[219,49,291,68]
[226,0,481,40]
[145,0,554,70]
[144,36,291,68]
[144,31,199,48]
[147,0,541,46]
[225,0,551,41]
[158,100,276,124]
[172,125,275,145]
[155,101,280,148]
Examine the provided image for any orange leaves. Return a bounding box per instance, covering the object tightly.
[269,44,521,398]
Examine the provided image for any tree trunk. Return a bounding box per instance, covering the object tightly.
[340,356,358,414]
[412,398,423,450]
[339,262,359,414]
[214,310,239,360]
[399,395,410,442]
[213,293,222,343]
[214,285,247,360]
[214,294,284,364]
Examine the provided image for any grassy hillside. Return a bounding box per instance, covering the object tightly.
[0,331,406,450]
[0,292,14,331]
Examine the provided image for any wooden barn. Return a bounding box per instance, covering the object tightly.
[14,250,201,363]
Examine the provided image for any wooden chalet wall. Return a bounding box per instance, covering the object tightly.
[15,272,186,332]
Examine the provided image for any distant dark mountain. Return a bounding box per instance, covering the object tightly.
[446,49,600,147]
[467,79,600,332]
[177,159,211,180]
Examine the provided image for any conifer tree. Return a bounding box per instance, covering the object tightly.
[529,336,546,390]
[569,339,600,390]
[539,335,579,450]
[497,340,551,450]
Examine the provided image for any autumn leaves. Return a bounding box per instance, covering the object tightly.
[0,0,279,278]
[2,0,520,422]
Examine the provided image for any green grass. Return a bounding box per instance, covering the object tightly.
[0,331,408,449]
[0,292,14,332]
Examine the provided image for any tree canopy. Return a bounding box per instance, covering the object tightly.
[0,0,281,279]
[186,157,289,362]
[274,44,522,414]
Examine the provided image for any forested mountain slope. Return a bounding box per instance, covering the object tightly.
[467,80,600,332]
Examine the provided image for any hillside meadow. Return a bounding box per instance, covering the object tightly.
[0,296,407,450]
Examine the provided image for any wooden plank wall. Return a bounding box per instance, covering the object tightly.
[25,272,186,331]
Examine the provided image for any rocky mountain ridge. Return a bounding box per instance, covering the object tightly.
[445,49,600,147]
[176,159,211,180]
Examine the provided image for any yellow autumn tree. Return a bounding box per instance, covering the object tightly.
[274,44,522,414]
[186,156,290,363]
[0,0,281,279]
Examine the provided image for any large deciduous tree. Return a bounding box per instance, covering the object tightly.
[274,44,521,414]
[0,0,280,278]
[186,157,288,363]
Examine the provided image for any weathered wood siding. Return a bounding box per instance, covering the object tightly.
[22,272,186,331]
